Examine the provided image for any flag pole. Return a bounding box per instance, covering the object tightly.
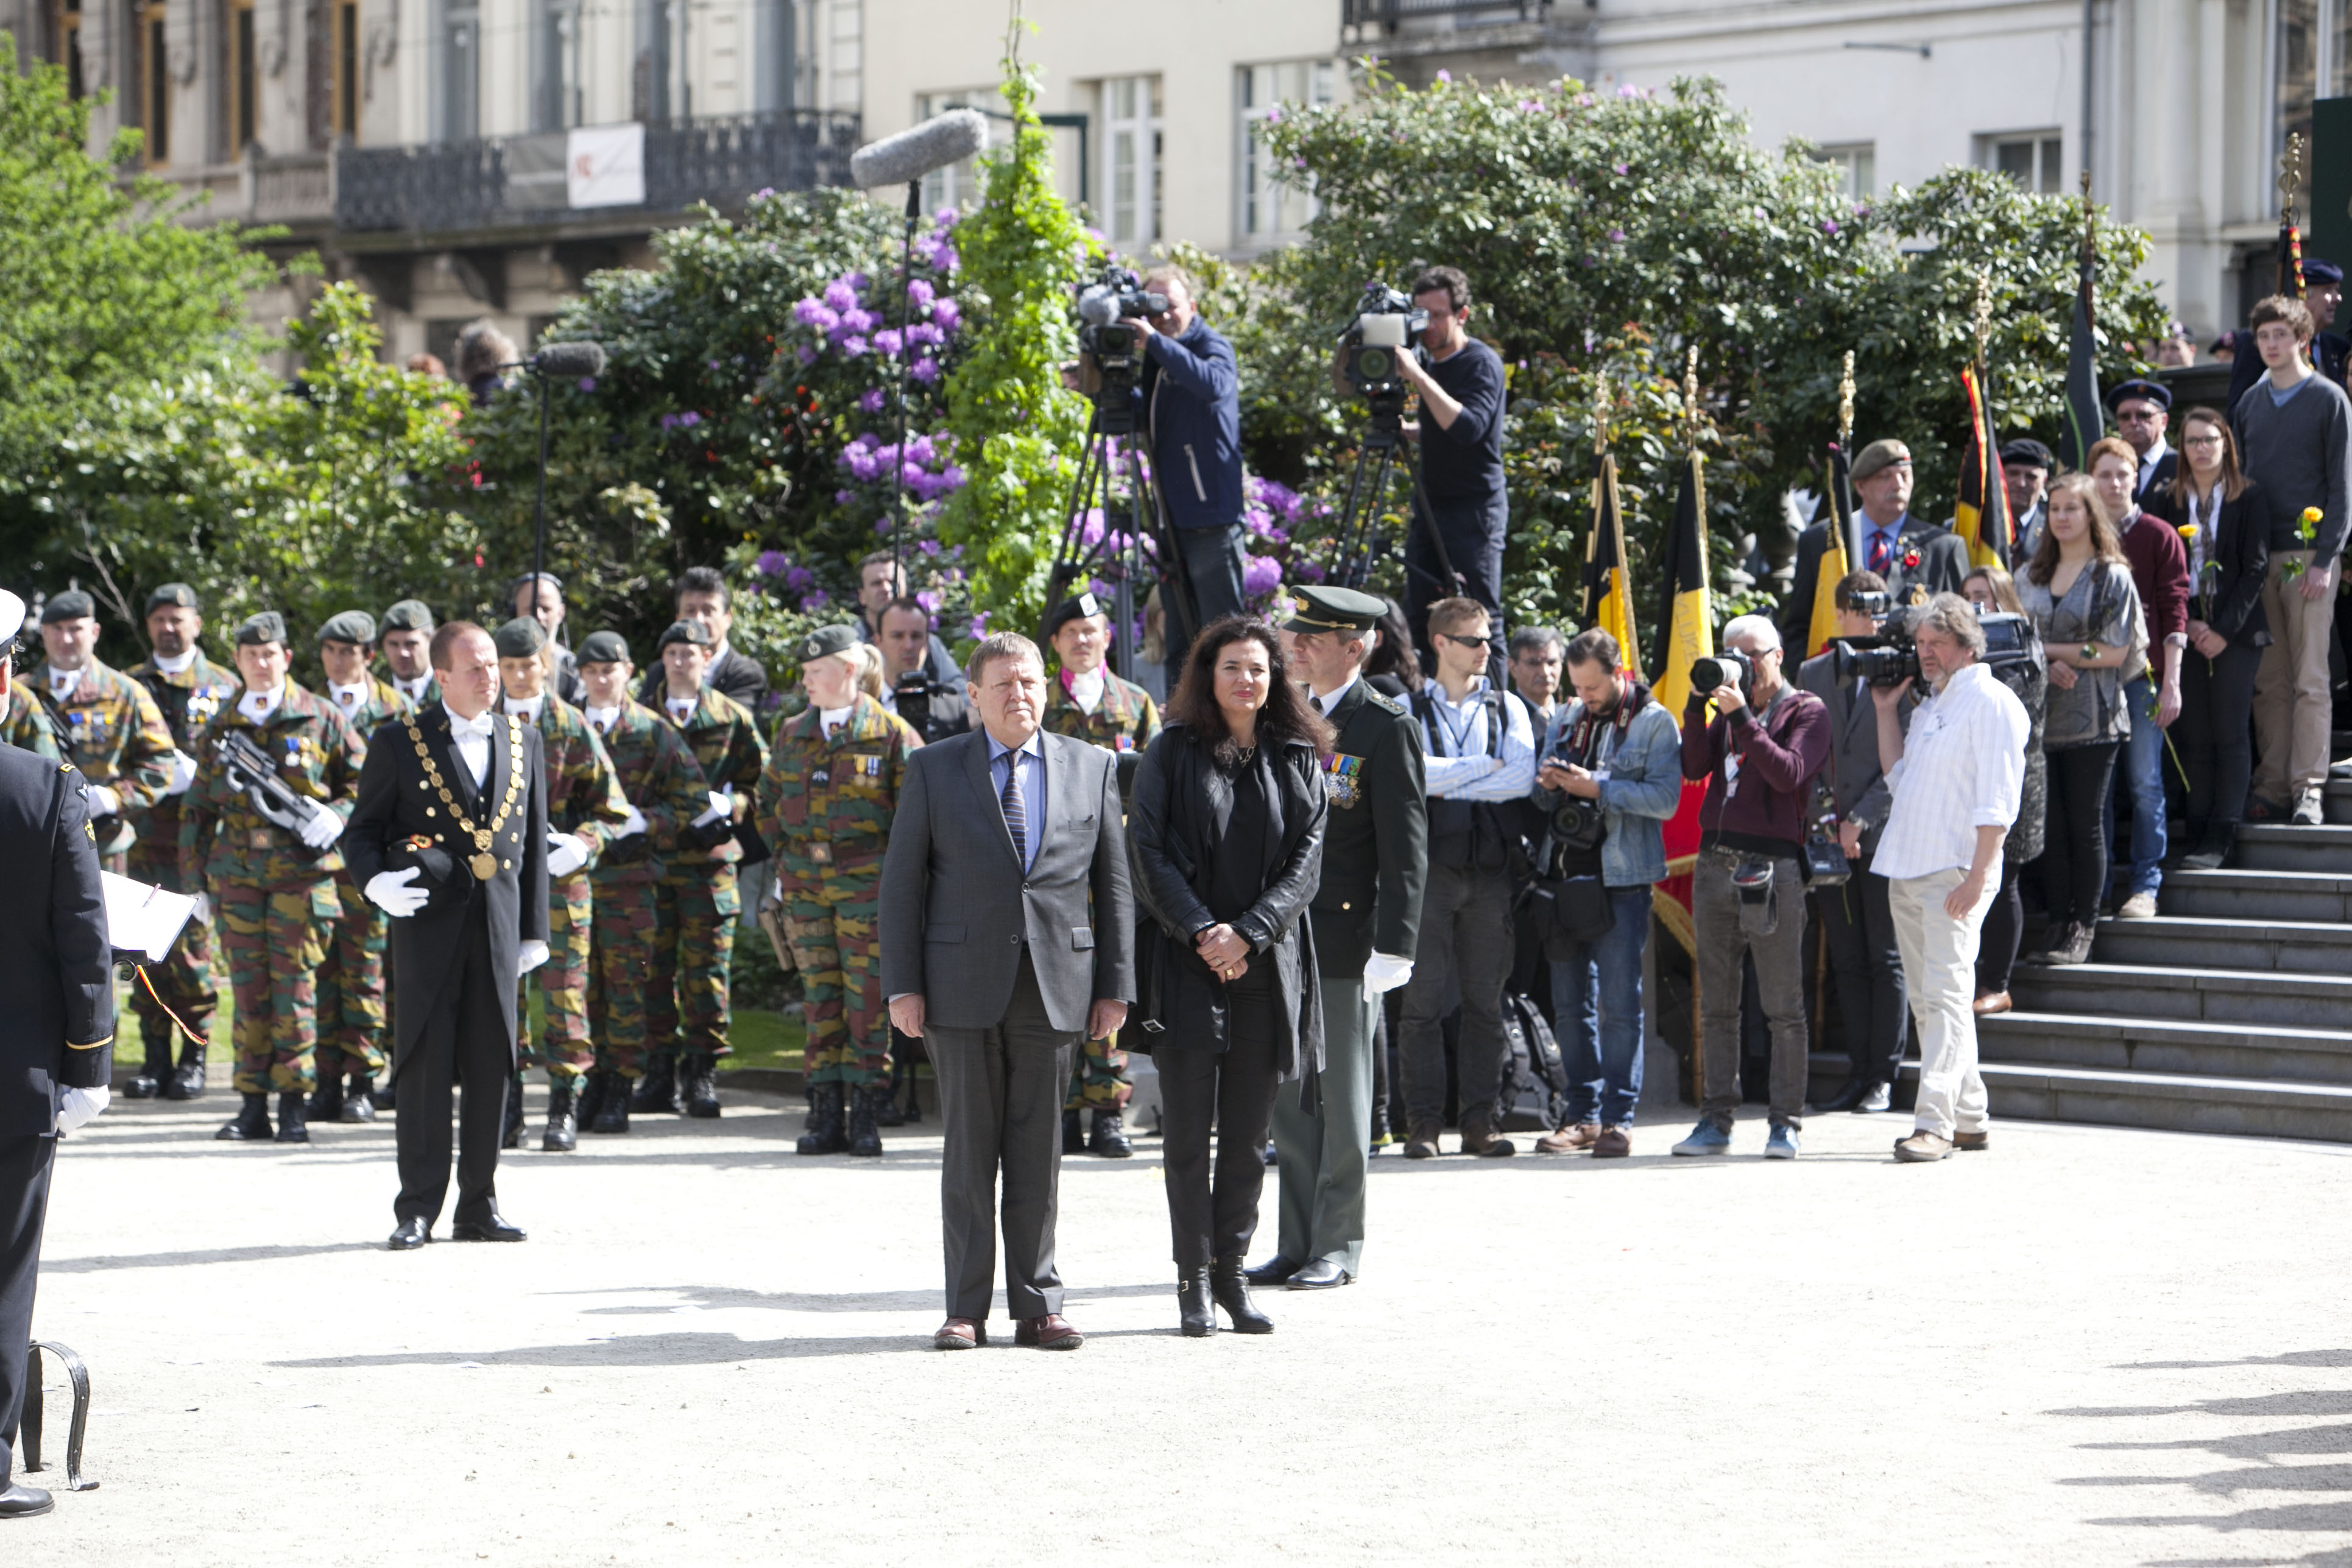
[2280,132,2307,298]
[1837,349,1859,565]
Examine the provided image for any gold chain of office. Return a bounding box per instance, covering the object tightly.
[403,715,526,882]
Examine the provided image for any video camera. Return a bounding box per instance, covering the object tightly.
[1075,267,1168,415]
[1833,607,2036,688]
[891,668,953,739]
[1337,283,1429,416]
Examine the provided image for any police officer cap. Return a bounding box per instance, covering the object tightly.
[657,620,715,652]
[0,590,24,642]
[2304,257,2345,287]
[796,623,862,663]
[41,590,96,626]
[145,582,200,615]
[1279,584,1387,635]
[1849,439,1912,482]
[380,598,435,633]
[317,610,376,646]
[493,616,547,659]
[2105,378,2172,414]
[235,610,288,647]
[2000,437,2056,471]
[577,629,630,665]
[1043,591,1108,638]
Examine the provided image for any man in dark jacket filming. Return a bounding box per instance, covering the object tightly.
[1142,265,1249,673]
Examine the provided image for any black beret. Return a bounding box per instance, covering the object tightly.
[1999,437,2055,470]
[577,630,630,665]
[2104,378,2171,412]
[317,610,376,645]
[1043,591,1107,638]
[41,590,95,625]
[659,620,715,652]
[380,599,435,633]
[235,611,288,646]
[493,616,547,658]
[144,582,200,614]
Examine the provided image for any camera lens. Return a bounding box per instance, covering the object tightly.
[1354,345,1396,383]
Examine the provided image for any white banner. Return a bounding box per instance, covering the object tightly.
[566,122,646,210]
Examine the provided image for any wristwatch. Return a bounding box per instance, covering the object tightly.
[2079,643,2099,663]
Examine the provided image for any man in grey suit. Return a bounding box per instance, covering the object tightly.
[881,632,1134,1352]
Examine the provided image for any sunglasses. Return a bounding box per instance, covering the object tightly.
[1437,631,1497,651]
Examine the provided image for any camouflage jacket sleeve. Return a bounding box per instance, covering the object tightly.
[720,704,769,796]
[112,677,179,811]
[1137,690,1165,749]
[2,687,62,762]
[752,715,793,852]
[567,723,632,864]
[649,720,711,856]
[323,704,366,813]
[178,717,228,893]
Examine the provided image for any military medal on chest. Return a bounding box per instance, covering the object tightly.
[404,714,527,881]
[1325,752,1365,808]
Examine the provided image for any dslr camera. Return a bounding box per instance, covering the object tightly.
[1689,647,1754,701]
[1550,791,1606,855]
[1337,283,1429,416]
[1076,266,1168,413]
[891,668,951,738]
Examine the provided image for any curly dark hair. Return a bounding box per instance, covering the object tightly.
[1166,616,1333,766]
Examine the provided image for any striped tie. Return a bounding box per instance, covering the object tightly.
[1000,753,1027,867]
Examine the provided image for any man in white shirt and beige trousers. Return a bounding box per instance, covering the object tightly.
[1868,595,2030,1163]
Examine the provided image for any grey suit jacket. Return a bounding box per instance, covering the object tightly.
[879,729,1135,1034]
[1795,649,1910,858]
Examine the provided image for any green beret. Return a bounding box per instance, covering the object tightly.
[493,616,547,659]
[145,582,200,615]
[380,599,435,633]
[235,610,288,647]
[1850,439,1913,483]
[1044,591,1106,638]
[796,623,863,663]
[317,610,376,646]
[577,630,630,665]
[1279,584,1386,635]
[659,620,715,652]
[41,590,95,626]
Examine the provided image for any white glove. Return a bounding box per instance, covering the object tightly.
[614,803,648,839]
[190,890,213,928]
[89,783,121,817]
[517,939,551,974]
[365,866,429,917]
[691,789,733,828]
[1363,952,1415,997]
[296,798,345,850]
[546,832,589,877]
[165,749,199,796]
[55,1084,110,1135]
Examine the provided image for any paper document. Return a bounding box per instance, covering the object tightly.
[101,871,196,963]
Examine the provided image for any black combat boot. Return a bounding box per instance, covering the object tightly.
[342,1076,377,1123]
[1090,1109,1133,1159]
[796,1084,848,1155]
[630,1047,680,1114]
[216,1092,271,1142]
[875,1053,907,1128]
[164,1035,208,1100]
[274,1092,309,1144]
[542,1080,579,1153]
[306,1072,346,1123]
[1062,1107,1086,1154]
[1212,1255,1274,1334]
[125,1037,171,1099]
[847,1086,884,1158]
[367,1076,397,1112]
[680,1052,721,1119]
[574,1069,608,1130]
[1177,1266,1216,1338]
[501,1074,528,1150]
[590,1076,631,1135]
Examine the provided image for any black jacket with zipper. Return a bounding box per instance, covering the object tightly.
[1140,317,1246,531]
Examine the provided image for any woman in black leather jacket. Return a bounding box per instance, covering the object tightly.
[1128,616,1330,1338]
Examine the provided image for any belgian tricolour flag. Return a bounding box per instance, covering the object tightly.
[1582,451,1642,679]
[1650,449,1713,957]
[1806,443,1855,657]
[1954,364,2011,568]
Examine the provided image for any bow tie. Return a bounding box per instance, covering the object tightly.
[448,713,496,740]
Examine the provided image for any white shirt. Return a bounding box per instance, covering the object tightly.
[1419,677,1538,801]
[237,683,286,724]
[1065,668,1106,715]
[665,693,699,724]
[443,703,494,788]
[703,641,732,685]
[1308,671,1361,718]
[150,647,197,676]
[1874,662,2029,881]
[585,704,621,734]
[394,674,433,704]
[328,679,370,715]
[46,666,82,702]
[819,704,853,738]
[504,694,546,727]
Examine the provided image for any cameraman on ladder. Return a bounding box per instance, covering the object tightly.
[1139,265,1248,673]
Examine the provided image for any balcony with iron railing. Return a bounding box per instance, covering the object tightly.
[1342,0,1552,25]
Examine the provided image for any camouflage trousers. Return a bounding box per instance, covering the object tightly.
[651,869,738,1061]
[587,875,660,1080]
[778,861,885,1087]
[314,874,387,1084]
[1065,1033,1132,1112]
[217,880,336,1095]
[519,872,595,1084]
[125,837,217,1056]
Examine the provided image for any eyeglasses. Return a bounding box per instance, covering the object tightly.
[2183,434,2225,449]
[1436,631,1497,651]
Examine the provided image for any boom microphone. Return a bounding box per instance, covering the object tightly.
[851,109,988,190]
[530,341,606,380]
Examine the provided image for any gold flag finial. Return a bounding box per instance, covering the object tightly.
[1591,368,1609,457]
[1837,350,1855,446]
[2281,132,2306,228]
[1683,345,1701,429]
[1973,270,1994,366]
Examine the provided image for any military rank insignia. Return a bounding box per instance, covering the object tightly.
[1325,753,1365,808]
[853,754,883,780]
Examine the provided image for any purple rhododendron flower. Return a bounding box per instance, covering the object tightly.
[834,489,853,504]
[841,308,878,336]
[794,297,838,329]
[969,612,991,638]
[860,388,886,413]
[930,300,962,331]
[909,357,941,385]
[798,590,831,611]
[914,589,940,613]
[1821,218,1839,235]
[872,327,904,357]
[1293,557,1326,584]
[1242,555,1284,596]
[906,278,936,309]
[785,565,813,590]
[577,377,596,393]
[841,336,869,358]
[755,551,788,576]
[1436,69,1452,82]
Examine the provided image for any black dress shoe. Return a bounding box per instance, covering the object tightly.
[1285,1257,1352,1290]
[387,1218,430,1251]
[341,1081,376,1124]
[1212,1256,1274,1334]
[451,1210,526,1242]
[0,1480,55,1517]
[1243,1255,1301,1287]
[1811,1079,1875,1115]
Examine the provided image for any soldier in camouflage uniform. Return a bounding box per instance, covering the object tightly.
[378,599,442,710]
[307,609,415,1124]
[1040,592,1161,1158]
[641,618,768,1121]
[0,682,62,761]
[495,616,630,1151]
[122,583,238,1099]
[574,631,710,1135]
[32,590,178,874]
[180,612,366,1145]
[755,623,920,1159]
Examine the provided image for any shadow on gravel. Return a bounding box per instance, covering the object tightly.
[42,1241,386,1273]
[552,1281,1178,1315]
[271,1331,959,1366]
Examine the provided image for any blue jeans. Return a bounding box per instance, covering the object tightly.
[1547,885,1653,1128]
[2108,674,2166,897]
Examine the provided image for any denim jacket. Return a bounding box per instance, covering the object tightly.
[1532,694,1683,888]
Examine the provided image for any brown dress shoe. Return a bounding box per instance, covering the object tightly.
[1535,1121,1601,1154]
[1954,1129,1990,1152]
[1459,1116,1516,1157]
[1893,1130,1954,1162]
[1402,1118,1444,1160]
[934,1318,986,1349]
[1593,1125,1632,1158]
[1971,991,2011,1016]
[1014,1313,1084,1351]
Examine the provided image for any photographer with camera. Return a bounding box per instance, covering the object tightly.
[1527,628,1681,1158]
[856,549,964,688]
[875,596,972,744]
[1391,268,1508,649]
[1672,616,1830,1159]
[1868,594,2030,1162]
[1135,266,1249,668]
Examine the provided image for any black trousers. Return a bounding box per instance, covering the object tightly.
[1405,495,1507,656]
[1,1134,55,1465]
[1162,522,1251,681]
[1977,860,2025,996]
[393,906,512,1228]
[2175,641,2262,830]
[1156,970,1283,1270]
[1817,863,1907,1087]
[2040,742,2121,928]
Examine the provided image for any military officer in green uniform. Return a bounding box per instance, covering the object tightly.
[307,609,415,1123]
[1249,586,1429,1291]
[755,623,921,1159]
[33,590,177,873]
[574,632,710,1134]
[638,619,768,1121]
[0,682,61,761]
[122,583,238,1098]
[180,612,367,1145]
[379,599,442,710]
[495,616,630,1151]
[1039,590,1161,1158]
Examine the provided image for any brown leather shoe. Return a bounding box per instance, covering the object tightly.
[1893,1130,1954,1162]
[1593,1125,1632,1158]
[933,1317,986,1350]
[1459,1115,1516,1157]
[1014,1312,1084,1351]
[1972,991,2012,1016]
[1535,1121,1601,1154]
[1402,1118,1444,1160]
[1954,1129,1990,1152]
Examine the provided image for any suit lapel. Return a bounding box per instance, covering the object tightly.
[964,732,1021,869]
[1039,731,1068,866]
[426,706,484,811]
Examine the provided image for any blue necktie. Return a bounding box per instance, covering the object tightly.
[1000,752,1027,867]
[1868,529,1893,576]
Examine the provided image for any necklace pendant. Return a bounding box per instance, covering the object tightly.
[469,852,498,881]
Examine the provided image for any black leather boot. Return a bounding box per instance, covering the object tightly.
[681,1051,721,1118]
[575,1069,607,1129]
[630,1047,680,1114]
[1212,1255,1274,1334]
[342,1075,377,1123]
[875,1052,907,1127]
[307,1071,345,1123]
[1090,1109,1133,1158]
[796,1084,848,1155]
[164,1036,208,1100]
[367,1076,397,1112]
[501,1074,527,1150]
[1062,1107,1086,1154]
[216,1092,271,1142]
[848,1085,884,1158]
[542,1080,579,1152]
[274,1091,309,1143]
[590,1075,631,1135]
[125,1038,171,1099]
[1178,1266,1217,1338]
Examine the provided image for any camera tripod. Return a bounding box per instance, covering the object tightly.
[1323,394,1466,601]
[1043,403,1198,683]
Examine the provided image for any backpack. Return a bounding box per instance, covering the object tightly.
[1494,992,1570,1131]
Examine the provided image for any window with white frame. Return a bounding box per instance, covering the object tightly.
[1808,142,1875,201]
[1979,130,2064,193]
[914,88,999,214]
[826,0,861,112]
[1238,58,1338,243]
[1100,75,1161,250]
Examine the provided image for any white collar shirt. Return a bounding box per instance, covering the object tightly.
[443,704,495,788]
[47,666,83,702]
[328,679,369,716]
[236,683,286,724]
[150,647,197,676]
[1874,662,2030,881]
[1067,668,1106,714]
[1420,676,1538,802]
[819,704,853,738]
[1310,671,1360,717]
[585,704,621,735]
[505,694,546,727]
[394,674,433,704]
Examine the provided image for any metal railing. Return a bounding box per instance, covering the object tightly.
[334,108,861,236]
[1343,0,1550,23]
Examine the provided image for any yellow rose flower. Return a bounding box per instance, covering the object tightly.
[2303,506,2325,524]
[2177,524,2200,539]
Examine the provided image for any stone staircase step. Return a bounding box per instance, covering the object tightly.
[2160,867,2352,922]
[2322,776,2352,825]
[2091,914,2352,974]
[2232,822,2352,873]
[2010,961,2352,1030]
[1977,1010,2352,1084]
[1803,1051,2352,1142]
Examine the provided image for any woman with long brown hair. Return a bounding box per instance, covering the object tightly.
[1127,616,1330,1338]
[1963,564,2046,1012]
[2016,476,2143,966]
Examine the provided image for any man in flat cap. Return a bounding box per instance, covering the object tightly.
[1038,590,1160,1158]
[32,592,177,877]
[2001,438,2055,560]
[379,600,441,711]
[1779,439,1970,653]
[122,583,238,1098]
[494,615,629,1151]
[1249,586,1427,1291]
[755,623,921,1156]
[2304,258,2349,389]
[2106,378,2177,505]
[570,632,710,1133]
[305,610,413,1125]
[180,611,367,1144]
[510,573,584,707]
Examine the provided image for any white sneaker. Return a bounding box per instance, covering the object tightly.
[2294,787,2326,827]
[1859,1082,1893,1113]
[2117,891,2159,919]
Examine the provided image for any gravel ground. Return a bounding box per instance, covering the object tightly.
[8,1087,2350,1566]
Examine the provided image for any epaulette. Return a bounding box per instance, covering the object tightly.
[1366,690,1407,716]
